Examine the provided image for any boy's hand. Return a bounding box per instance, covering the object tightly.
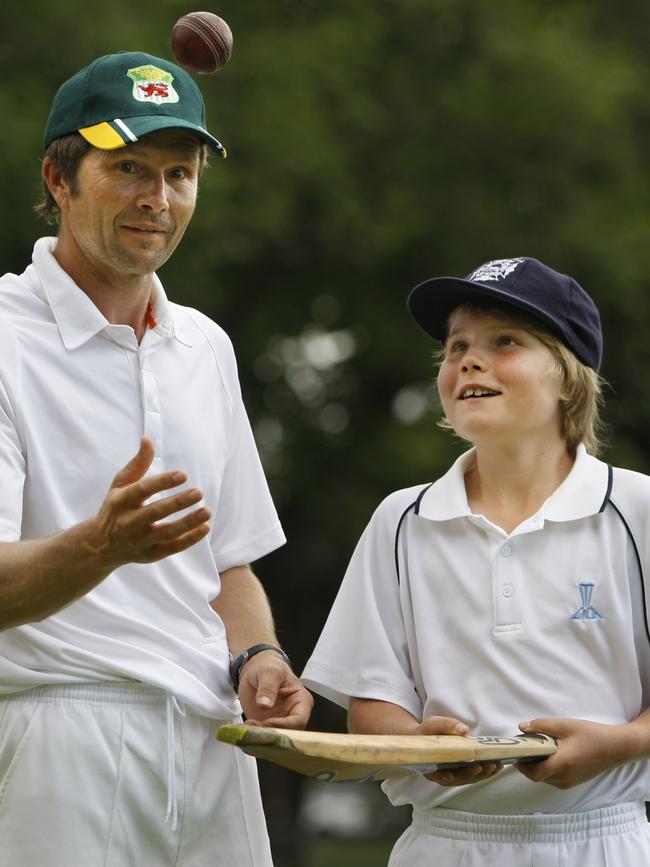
[417,715,504,787]
[516,717,642,789]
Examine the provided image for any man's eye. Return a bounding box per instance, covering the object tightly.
[119,162,135,173]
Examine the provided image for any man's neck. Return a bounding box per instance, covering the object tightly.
[52,238,154,341]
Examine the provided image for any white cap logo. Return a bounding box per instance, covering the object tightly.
[469,258,524,282]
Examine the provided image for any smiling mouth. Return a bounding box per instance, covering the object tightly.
[123,226,167,234]
[459,388,501,400]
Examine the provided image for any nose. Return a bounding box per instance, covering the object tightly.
[461,352,487,372]
[136,173,170,212]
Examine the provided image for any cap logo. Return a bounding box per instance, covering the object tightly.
[469,258,525,283]
[127,65,179,105]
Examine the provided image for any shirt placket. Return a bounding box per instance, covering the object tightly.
[492,538,521,633]
[139,346,164,476]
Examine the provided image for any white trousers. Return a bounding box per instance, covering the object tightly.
[0,683,273,867]
[388,801,650,867]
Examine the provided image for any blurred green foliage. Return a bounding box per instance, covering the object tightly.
[3,2,650,860]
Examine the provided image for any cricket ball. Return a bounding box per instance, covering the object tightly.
[172,11,233,74]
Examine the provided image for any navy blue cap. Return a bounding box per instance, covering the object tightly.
[407,257,603,371]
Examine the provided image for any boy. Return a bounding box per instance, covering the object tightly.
[302,257,650,866]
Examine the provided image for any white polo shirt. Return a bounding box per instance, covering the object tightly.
[302,446,650,814]
[0,237,285,719]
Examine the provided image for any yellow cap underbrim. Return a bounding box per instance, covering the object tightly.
[78,118,227,157]
[79,122,129,149]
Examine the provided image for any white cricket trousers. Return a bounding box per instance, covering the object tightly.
[388,801,650,866]
[0,682,274,867]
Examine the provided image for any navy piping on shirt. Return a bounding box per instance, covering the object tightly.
[599,463,614,513]
[394,465,650,648]
[607,515,650,647]
[601,464,650,646]
[394,484,432,585]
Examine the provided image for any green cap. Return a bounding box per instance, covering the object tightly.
[43,51,226,157]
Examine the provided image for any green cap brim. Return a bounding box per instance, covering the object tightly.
[79,115,226,157]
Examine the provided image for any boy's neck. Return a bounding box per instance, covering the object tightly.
[464,441,575,535]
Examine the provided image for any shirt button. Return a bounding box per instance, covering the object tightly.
[501,545,512,557]
[502,585,514,598]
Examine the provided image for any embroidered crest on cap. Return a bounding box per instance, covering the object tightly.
[127,65,179,105]
[470,258,525,283]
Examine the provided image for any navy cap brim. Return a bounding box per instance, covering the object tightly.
[407,276,572,345]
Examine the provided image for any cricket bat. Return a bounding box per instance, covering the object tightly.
[216,725,556,783]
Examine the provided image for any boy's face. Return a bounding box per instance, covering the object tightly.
[437,308,565,449]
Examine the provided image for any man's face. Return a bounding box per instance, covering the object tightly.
[58,129,201,281]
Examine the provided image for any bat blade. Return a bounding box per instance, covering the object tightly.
[216,725,556,782]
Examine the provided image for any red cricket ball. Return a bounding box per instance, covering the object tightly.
[172,11,233,74]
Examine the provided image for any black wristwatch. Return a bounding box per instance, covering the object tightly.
[229,643,292,693]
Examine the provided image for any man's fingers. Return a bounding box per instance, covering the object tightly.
[151,507,212,542]
[112,437,156,488]
[131,507,211,555]
[143,521,211,560]
[113,470,189,510]
[129,488,206,528]
[255,678,281,710]
[93,441,211,568]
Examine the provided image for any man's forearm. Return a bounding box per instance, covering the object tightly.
[0,520,113,630]
[210,565,281,657]
[211,564,313,729]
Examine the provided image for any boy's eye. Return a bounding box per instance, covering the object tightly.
[497,335,517,346]
[448,340,468,353]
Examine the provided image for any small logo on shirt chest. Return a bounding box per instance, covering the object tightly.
[570,582,602,621]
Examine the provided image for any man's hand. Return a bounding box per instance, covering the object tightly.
[88,437,211,569]
[0,437,212,629]
[516,717,645,789]
[237,650,313,730]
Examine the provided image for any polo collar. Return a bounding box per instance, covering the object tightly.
[417,444,610,524]
[33,237,191,349]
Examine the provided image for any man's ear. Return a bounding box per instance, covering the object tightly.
[42,156,71,211]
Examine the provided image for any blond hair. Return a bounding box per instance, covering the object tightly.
[436,302,606,455]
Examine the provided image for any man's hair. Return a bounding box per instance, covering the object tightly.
[34,133,91,225]
[436,301,606,455]
[34,132,209,226]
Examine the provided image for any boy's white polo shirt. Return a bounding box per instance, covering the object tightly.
[0,238,285,719]
[302,446,650,814]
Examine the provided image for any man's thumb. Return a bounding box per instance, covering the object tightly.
[112,436,155,488]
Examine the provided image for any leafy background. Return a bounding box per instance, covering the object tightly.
[2,1,650,862]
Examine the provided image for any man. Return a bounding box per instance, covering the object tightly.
[0,51,312,865]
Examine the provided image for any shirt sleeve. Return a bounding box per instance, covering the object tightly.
[302,493,422,719]
[207,348,285,573]
[0,337,25,541]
